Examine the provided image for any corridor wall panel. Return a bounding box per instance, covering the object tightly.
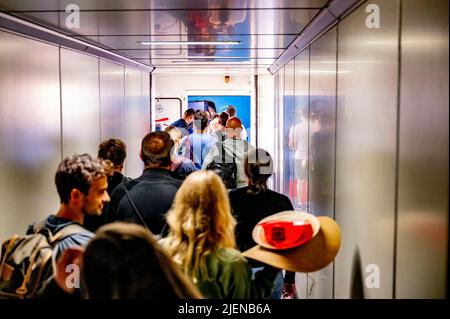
[292,49,310,299]
[100,60,125,141]
[334,0,399,298]
[283,59,295,200]
[274,67,285,193]
[124,68,149,178]
[0,30,151,244]
[396,0,449,298]
[0,31,61,240]
[61,49,100,158]
[308,27,337,299]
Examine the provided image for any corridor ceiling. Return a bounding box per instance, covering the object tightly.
[0,0,328,75]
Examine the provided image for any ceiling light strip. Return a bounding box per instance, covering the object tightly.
[268,0,361,74]
[0,12,155,73]
[139,41,241,45]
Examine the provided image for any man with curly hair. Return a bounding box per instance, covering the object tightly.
[25,153,111,298]
[27,153,111,262]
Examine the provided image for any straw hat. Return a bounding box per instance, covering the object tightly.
[242,211,341,273]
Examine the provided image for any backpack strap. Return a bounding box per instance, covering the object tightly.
[32,219,89,244]
[123,183,150,231]
[218,141,237,163]
[50,224,89,244]
[171,156,184,172]
[122,180,168,238]
[32,219,47,234]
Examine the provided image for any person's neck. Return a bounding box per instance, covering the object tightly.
[56,203,84,225]
[112,168,122,175]
[144,165,171,171]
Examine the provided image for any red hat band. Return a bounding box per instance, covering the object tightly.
[259,220,314,249]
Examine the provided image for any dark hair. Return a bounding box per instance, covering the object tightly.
[82,222,202,299]
[219,112,229,127]
[206,101,217,113]
[141,131,173,168]
[184,108,196,117]
[244,149,273,195]
[98,138,127,167]
[193,111,209,131]
[55,154,111,204]
[226,105,236,117]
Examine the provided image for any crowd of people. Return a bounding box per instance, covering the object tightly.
[0,106,341,300]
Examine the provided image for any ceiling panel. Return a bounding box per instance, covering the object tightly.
[0,0,328,74]
[0,0,328,11]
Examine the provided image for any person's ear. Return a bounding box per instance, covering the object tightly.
[54,246,84,294]
[70,189,84,206]
[140,150,144,161]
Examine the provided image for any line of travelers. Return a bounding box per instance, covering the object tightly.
[17,125,297,299]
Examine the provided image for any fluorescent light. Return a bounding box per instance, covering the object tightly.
[0,12,154,73]
[269,0,360,74]
[139,41,241,46]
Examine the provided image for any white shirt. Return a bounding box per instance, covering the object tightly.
[289,121,308,159]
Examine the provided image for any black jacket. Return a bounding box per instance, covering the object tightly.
[104,168,182,235]
[229,186,296,284]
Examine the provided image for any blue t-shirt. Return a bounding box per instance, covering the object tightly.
[170,118,191,136]
[184,133,216,169]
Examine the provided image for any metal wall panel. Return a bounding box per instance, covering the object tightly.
[334,0,399,298]
[292,49,310,299]
[124,68,148,178]
[99,60,125,141]
[284,59,295,199]
[396,0,449,299]
[274,67,285,192]
[61,49,100,158]
[142,72,151,132]
[293,48,310,211]
[0,31,61,240]
[308,27,337,299]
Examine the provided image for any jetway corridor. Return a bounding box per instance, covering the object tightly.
[0,0,448,300]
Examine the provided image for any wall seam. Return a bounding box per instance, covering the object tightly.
[149,74,153,132]
[393,0,403,300]
[58,46,63,161]
[255,75,259,148]
[98,59,101,142]
[332,23,340,300]
[123,66,126,144]
[306,47,311,299]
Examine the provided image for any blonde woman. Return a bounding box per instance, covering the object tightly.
[164,170,279,299]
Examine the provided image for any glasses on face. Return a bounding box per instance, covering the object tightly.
[258,220,314,249]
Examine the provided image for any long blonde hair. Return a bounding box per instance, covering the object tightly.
[165,171,236,282]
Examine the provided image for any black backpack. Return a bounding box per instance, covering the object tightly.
[0,222,87,299]
[206,142,237,189]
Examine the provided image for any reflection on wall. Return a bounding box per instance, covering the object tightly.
[0,31,150,241]
[0,31,61,242]
[61,49,100,157]
[271,0,448,299]
[309,97,335,216]
[157,0,251,61]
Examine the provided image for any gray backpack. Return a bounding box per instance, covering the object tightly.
[0,223,86,299]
